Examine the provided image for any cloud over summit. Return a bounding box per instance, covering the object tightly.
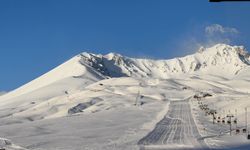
[205,24,239,36]
[204,24,239,45]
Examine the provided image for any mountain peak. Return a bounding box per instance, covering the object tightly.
[104,52,123,60]
[198,44,248,56]
[76,44,250,79]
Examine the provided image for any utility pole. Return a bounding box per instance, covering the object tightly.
[210,110,217,124]
[65,90,70,101]
[246,107,248,135]
[227,114,234,136]
[134,90,140,106]
[235,109,238,128]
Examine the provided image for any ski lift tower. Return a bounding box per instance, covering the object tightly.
[134,90,140,106]
[65,90,70,101]
[135,82,143,106]
[246,107,248,134]
[244,107,250,139]
[234,109,238,128]
[210,109,217,124]
[227,114,234,136]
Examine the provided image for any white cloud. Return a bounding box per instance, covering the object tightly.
[205,24,239,36]
[203,24,240,45]
[173,23,241,56]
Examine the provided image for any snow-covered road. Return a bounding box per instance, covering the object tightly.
[138,100,209,150]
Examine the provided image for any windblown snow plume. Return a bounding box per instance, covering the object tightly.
[205,24,239,36]
[205,24,239,44]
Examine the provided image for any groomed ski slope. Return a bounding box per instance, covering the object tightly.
[138,100,208,150]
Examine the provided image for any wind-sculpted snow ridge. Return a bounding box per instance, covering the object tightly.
[79,44,250,79]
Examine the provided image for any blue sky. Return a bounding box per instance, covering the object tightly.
[0,0,250,91]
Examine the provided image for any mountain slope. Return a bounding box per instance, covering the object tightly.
[0,44,249,119]
[0,44,250,150]
[0,55,106,107]
[1,44,249,104]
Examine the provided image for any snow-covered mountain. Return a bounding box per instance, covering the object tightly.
[0,43,249,107]
[79,44,250,79]
[1,43,250,150]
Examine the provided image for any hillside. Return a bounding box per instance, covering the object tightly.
[1,44,250,149]
[0,44,250,118]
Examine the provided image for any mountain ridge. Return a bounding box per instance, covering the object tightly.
[77,44,250,79]
[0,44,249,106]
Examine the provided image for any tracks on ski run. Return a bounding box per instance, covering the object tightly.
[138,100,209,150]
